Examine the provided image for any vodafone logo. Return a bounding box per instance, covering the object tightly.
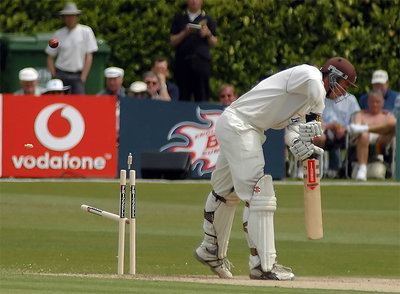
[34,103,85,151]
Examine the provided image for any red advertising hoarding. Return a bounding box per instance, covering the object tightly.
[1,94,117,178]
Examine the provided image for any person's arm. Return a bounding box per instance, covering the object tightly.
[156,73,171,101]
[158,84,172,101]
[81,52,93,83]
[367,115,396,134]
[170,26,191,47]
[47,55,56,78]
[200,25,217,47]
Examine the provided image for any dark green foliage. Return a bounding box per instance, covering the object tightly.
[1,0,399,101]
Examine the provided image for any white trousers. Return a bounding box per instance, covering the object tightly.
[211,110,266,201]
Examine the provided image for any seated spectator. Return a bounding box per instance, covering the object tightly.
[349,90,396,180]
[143,71,171,101]
[393,95,400,117]
[358,70,400,112]
[313,93,360,178]
[151,56,179,101]
[42,79,71,95]
[97,67,126,96]
[14,67,44,96]
[127,81,150,99]
[219,84,238,107]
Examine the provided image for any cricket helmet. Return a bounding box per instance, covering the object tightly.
[320,57,357,89]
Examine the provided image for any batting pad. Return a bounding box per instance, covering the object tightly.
[247,175,277,272]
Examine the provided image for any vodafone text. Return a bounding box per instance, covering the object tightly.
[12,152,108,170]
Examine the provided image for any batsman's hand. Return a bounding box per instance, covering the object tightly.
[299,120,323,142]
[289,138,324,161]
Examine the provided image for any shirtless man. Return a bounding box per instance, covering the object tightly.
[349,90,397,180]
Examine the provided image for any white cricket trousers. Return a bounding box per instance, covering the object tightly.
[211,109,266,201]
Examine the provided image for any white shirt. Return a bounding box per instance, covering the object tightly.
[45,24,98,72]
[322,94,360,128]
[227,64,326,131]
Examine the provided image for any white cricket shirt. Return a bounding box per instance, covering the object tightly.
[45,24,98,72]
[228,64,326,131]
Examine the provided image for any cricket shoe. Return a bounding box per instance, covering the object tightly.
[194,246,233,279]
[250,264,295,280]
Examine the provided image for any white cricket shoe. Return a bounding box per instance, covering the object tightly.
[250,264,295,281]
[194,246,233,279]
[353,164,367,181]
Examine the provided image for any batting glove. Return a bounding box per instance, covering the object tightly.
[289,138,324,161]
[298,120,323,142]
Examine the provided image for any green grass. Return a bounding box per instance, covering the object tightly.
[0,180,399,293]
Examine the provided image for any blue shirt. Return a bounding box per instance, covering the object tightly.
[358,88,400,111]
[322,94,360,128]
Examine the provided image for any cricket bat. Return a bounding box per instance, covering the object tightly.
[303,157,323,240]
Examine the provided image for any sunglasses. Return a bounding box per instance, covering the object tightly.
[145,80,157,85]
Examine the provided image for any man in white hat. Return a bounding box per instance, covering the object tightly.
[97,67,126,96]
[127,81,150,99]
[45,2,98,94]
[358,70,400,112]
[42,79,71,95]
[14,67,44,96]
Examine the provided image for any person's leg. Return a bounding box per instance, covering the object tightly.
[191,57,210,102]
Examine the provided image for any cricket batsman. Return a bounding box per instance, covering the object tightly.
[194,57,357,280]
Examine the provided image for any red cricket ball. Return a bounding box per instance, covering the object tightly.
[49,38,59,48]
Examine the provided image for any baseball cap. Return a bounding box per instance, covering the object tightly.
[19,67,39,81]
[129,81,147,93]
[104,67,124,78]
[44,79,70,93]
[59,2,82,15]
[371,70,388,84]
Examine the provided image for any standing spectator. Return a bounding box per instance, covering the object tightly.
[97,67,126,96]
[14,67,44,96]
[358,70,400,112]
[42,79,70,95]
[219,84,238,107]
[170,0,218,102]
[151,57,179,101]
[45,2,98,94]
[143,71,171,101]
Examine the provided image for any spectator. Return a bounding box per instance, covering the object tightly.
[349,90,396,181]
[143,71,171,101]
[358,70,400,112]
[313,93,360,178]
[170,0,217,102]
[219,84,238,107]
[45,2,98,94]
[127,81,150,99]
[14,67,44,96]
[42,79,70,95]
[98,67,126,96]
[394,95,400,117]
[151,57,179,101]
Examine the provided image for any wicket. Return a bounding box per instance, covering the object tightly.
[81,152,136,276]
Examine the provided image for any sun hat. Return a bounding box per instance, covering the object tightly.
[371,70,388,84]
[19,67,39,81]
[44,79,70,93]
[59,2,82,15]
[129,81,147,93]
[104,67,124,78]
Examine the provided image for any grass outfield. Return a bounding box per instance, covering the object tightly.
[0,180,399,293]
